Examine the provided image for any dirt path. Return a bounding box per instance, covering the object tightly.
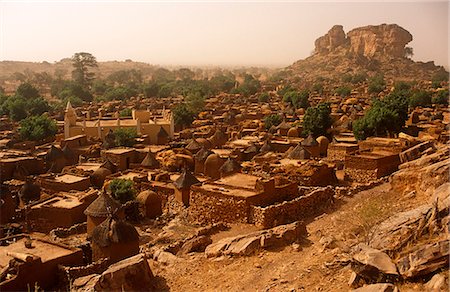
[151,182,424,291]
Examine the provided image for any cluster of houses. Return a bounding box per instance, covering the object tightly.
[0,81,448,290]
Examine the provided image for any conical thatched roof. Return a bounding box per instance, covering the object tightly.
[260,140,274,153]
[62,144,77,162]
[101,159,118,173]
[301,134,319,146]
[157,126,169,138]
[173,169,200,189]
[84,192,121,217]
[19,179,41,203]
[46,145,64,162]
[140,150,160,168]
[194,147,213,162]
[244,143,259,154]
[91,217,139,247]
[219,157,241,176]
[186,139,202,153]
[277,120,291,130]
[288,143,311,160]
[13,164,28,180]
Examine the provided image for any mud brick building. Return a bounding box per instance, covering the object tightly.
[39,174,91,193]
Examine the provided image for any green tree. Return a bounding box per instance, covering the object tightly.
[4,97,27,121]
[16,82,40,99]
[143,81,160,97]
[185,92,205,114]
[108,179,136,204]
[120,108,132,117]
[283,90,309,109]
[302,103,332,137]
[28,97,50,115]
[264,114,282,130]
[71,52,98,87]
[19,115,57,141]
[113,128,137,147]
[173,103,195,128]
[57,81,93,102]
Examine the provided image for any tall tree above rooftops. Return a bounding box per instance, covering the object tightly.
[71,52,98,88]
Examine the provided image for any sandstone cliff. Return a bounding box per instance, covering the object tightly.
[289,23,446,82]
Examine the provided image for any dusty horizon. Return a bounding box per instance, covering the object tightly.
[1,1,448,69]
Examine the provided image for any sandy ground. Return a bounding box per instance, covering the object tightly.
[149,182,445,291]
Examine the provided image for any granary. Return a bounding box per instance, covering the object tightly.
[219,157,242,177]
[344,150,401,183]
[90,216,140,263]
[157,126,170,145]
[172,168,201,206]
[186,139,203,154]
[136,190,162,219]
[139,149,160,169]
[189,173,297,224]
[39,173,91,193]
[84,192,123,236]
[90,167,112,189]
[62,144,77,166]
[301,135,320,157]
[28,189,98,232]
[45,145,66,173]
[204,153,225,179]
[316,136,330,156]
[288,143,311,160]
[0,234,83,291]
[194,147,213,174]
[63,102,174,144]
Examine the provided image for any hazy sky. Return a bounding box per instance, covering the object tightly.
[0,1,448,68]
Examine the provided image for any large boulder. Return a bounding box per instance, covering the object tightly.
[72,254,154,291]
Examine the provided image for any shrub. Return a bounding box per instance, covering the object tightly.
[108,179,136,204]
[432,89,449,105]
[259,92,270,102]
[409,90,432,108]
[283,90,309,109]
[16,83,40,99]
[120,108,132,117]
[264,114,282,130]
[335,86,351,97]
[367,74,386,94]
[19,115,57,141]
[113,128,137,147]
[312,82,324,94]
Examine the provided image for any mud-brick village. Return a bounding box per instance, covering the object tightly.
[0,8,449,291]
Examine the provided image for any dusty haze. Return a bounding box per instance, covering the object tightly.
[0,1,448,68]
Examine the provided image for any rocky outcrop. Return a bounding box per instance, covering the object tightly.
[314,24,412,59]
[347,24,412,59]
[314,25,347,54]
[205,221,305,258]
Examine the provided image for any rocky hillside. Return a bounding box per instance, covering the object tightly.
[287,24,448,82]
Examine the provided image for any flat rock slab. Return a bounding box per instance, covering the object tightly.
[396,239,449,279]
[205,221,306,258]
[72,254,154,291]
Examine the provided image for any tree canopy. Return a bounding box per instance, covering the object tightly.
[302,103,332,137]
[19,115,57,141]
[71,52,98,87]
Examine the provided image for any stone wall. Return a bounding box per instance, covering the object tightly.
[188,189,250,225]
[250,187,335,228]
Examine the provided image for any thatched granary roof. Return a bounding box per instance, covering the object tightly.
[90,167,112,189]
[219,157,241,176]
[13,164,28,180]
[101,159,118,173]
[186,139,203,153]
[46,145,64,162]
[91,217,139,248]
[301,134,319,146]
[288,143,311,160]
[19,179,41,203]
[244,143,259,154]
[173,169,201,189]
[141,150,160,168]
[260,140,274,153]
[62,144,76,159]
[157,126,169,138]
[84,192,121,217]
[194,147,213,162]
